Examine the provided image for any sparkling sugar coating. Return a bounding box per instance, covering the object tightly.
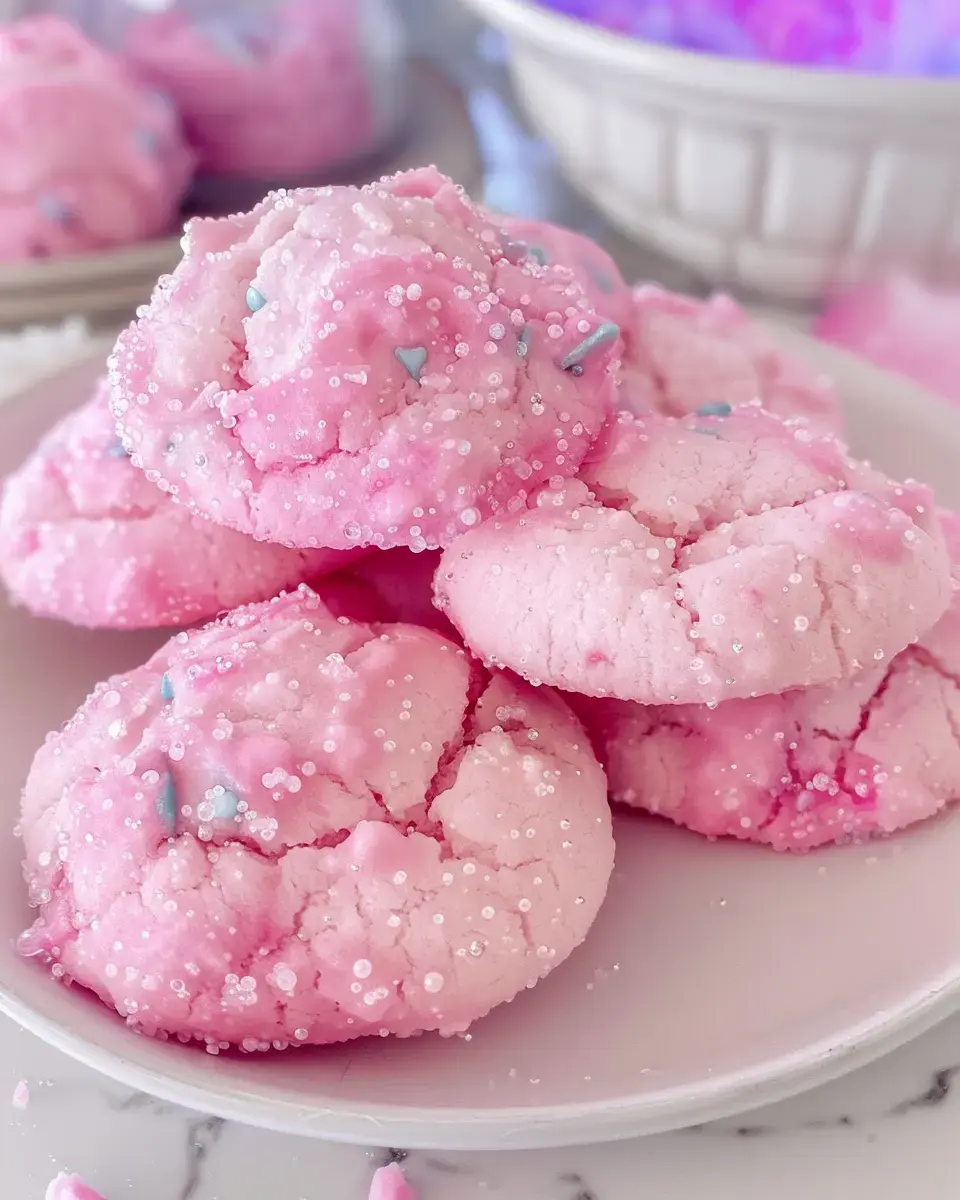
[109,167,618,552]
[123,0,383,179]
[0,378,353,629]
[0,16,191,261]
[44,1174,106,1200]
[618,287,843,434]
[498,215,634,333]
[436,406,951,706]
[579,509,960,851]
[18,587,613,1046]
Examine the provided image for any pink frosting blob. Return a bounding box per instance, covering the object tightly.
[369,1164,418,1200]
[45,1174,106,1200]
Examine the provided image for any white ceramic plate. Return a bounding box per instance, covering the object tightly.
[1,335,960,1151]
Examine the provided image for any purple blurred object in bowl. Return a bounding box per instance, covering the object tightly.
[536,0,960,75]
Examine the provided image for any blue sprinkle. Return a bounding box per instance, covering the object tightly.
[37,195,69,225]
[156,774,178,833]
[149,89,174,113]
[696,402,733,417]
[160,673,174,702]
[693,426,721,438]
[213,788,240,820]
[135,128,158,154]
[245,286,266,312]
[198,17,258,64]
[517,324,533,359]
[106,439,128,458]
[527,245,548,266]
[395,346,428,382]
[560,322,620,371]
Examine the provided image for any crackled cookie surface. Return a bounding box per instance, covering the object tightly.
[0,15,191,260]
[580,511,960,851]
[0,378,352,628]
[110,167,618,552]
[499,215,633,331]
[437,406,951,705]
[619,287,843,433]
[19,587,613,1047]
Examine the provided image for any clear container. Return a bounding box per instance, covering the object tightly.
[49,0,409,207]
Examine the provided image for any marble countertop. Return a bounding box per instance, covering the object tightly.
[7,1008,960,1198]
[3,3,958,1197]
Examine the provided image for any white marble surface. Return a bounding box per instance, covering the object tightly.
[6,1006,960,1199]
[3,4,959,1197]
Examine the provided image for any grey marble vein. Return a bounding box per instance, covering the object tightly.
[560,1171,599,1200]
[892,1067,960,1114]
[178,1116,225,1200]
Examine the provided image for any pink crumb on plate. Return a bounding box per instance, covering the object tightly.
[11,1079,29,1109]
[817,275,960,405]
[369,1163,418,1200]
[45,1174,106,1200]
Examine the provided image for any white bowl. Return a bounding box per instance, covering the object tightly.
[4,331,960,1149]
[462,0,960,300]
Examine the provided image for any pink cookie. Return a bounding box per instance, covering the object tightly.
[45,1174,106,1200]
[580,509,960,851]
[498,216,634,331]
[109,167,619,552]
[436,406,951,705]
[619,287,843,433]
[0,378,353,629]
[19,586,613,1047]
[817,274,960,405]
[0,16,191,261]
[124,0,398,180]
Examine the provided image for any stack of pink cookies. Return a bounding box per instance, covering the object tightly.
[4,167,956,1056]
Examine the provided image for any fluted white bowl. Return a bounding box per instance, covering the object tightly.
[463,0,960,300]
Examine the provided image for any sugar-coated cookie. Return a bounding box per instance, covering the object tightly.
[0,378,352,629]
[19,587,613,1047]
[619,287,843,433]
[498,215,633,331]
[580,510,960,851]
[436,406,951,705]
[109,167,618,552]
[124,0,398,180]
[0,16,191,261]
